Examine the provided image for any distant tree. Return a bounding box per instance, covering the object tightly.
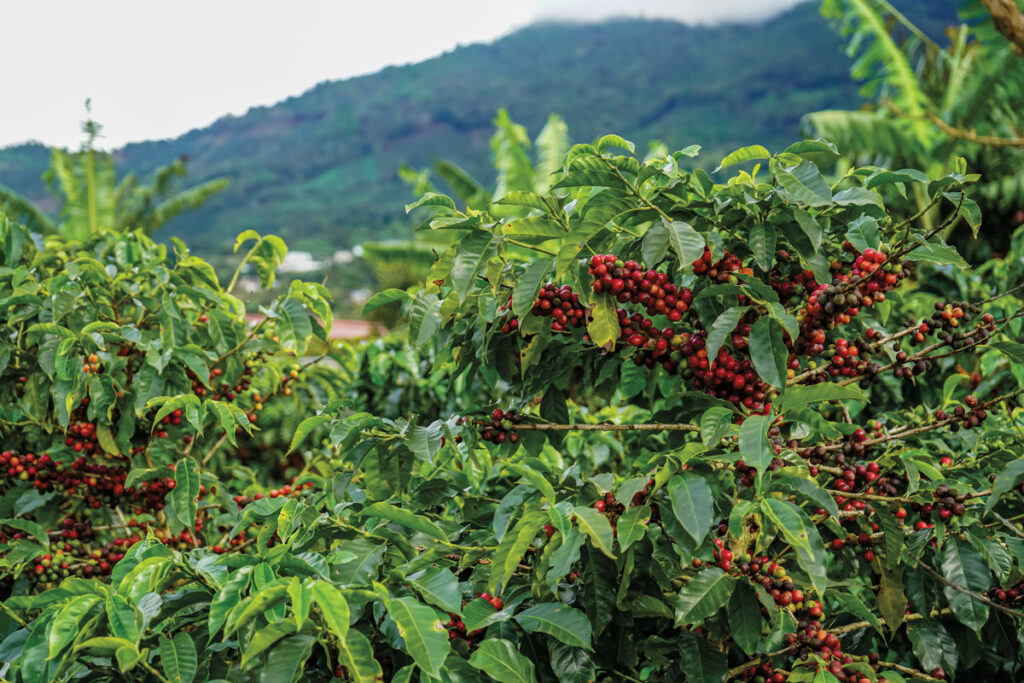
[804,0,1024,253]
[0,105,229,240]
[362,110,570,326]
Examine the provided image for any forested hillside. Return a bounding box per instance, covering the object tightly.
[0,0,954,253]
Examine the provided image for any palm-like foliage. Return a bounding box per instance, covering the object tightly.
[0,118,228,240]
[805,0,1024,250]
[365,111,571,323]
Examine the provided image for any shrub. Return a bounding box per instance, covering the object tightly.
[1,137,1024,682]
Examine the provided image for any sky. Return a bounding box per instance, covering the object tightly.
[0,0,804,150]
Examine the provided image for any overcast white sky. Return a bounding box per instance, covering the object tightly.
[0,0,804,150]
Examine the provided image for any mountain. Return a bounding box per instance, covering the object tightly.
[0,1,957,255]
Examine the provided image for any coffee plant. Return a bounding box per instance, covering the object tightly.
[1,135,1024,683]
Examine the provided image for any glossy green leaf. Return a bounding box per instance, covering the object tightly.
[675,567,735,624]
[667,473,714,546]
[387,597,451,678]
[514,602,593,650]
[469,639,537,683]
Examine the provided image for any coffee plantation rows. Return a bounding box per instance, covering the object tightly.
[1,137,1024,683]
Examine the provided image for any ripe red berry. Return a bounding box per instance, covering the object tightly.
[862,550,875,563]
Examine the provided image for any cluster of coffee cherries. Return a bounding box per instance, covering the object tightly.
[767,252,818,304]
[211,530,248,554]
[531,283,588,332]
[232,479,316,508]
[734,457,785,487]
[65,419,101,453]
[80,352,103,374]
[691,247,745,283]
[28,522,142,586]
[589,254,694,321]
[934,394,988,431]
[444,593,503,644]
[593,490,628,535]
[783,626,891,683]
[829,531,880,563]
[915,301,988,349]
[0,450,176,514]
[917,484,968,522]
[797,246,907,351]
[685,333,772,413]
[987,581,1024,608]
[479,408,522,445]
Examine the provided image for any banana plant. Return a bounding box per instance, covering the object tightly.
[804,0,1024,247]
[0,116,228,240]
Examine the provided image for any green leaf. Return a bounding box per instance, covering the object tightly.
[642,220,670,266]
[866,169,929,188]
[762,499,813,553]
[716,145,771,171]
[877,563,907,636]
[664,219,706,271]
[512,258,554,317]
[783,139,838,156]
[490,510,546,592]
[775,160,832,206]
[361,288,412,315]
[387,597,451,678]
[989,341,1024,366]
[338,629,383,683]
[667,473,714,546]
[406,567,462,615]
[706,306,748,360]
[595,134,635,153]
[159,632,198,683]
[105,595,141,643]
[678,630,727,683]
[675,567,735,624]
[616,505,649,552]
[572,506,616,559]
[311,580,350,641]
[514,602,593,650]
[777,477,839,520]
[700,406,734,446]
[469,639,538,683]
[749,223,776,271]
[462,597,514,632]
[242,622,297,670]
[288,414,331,453]
[833,187,882,208]
[49,594,101,658]
[405,192,456,213]
[792,209,823,253]
[939,536,990,632]
[987,457,1024,511]
[729,583,763,655]
[359,502,446,541]
[844,215,880,252]
[739,414,773,474]
[587,292,620,352]
[909,233,968,268]
[907,619,957,674]
[172,457,200,530]
[749,316,787,390]
[450,231,495,302]
[779,384,867,412]
[260,634,316,683]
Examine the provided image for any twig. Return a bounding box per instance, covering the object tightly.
[510,421,699,433]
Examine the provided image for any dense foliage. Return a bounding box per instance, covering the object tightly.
[0,1,957,255]
[806,0,1024,256]
[2,124,1024,683]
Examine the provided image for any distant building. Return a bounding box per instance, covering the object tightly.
[278,251,324,273]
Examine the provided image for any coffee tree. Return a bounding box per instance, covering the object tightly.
[1,135,1023,683]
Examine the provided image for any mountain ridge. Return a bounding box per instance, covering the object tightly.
[0,0,955,253]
